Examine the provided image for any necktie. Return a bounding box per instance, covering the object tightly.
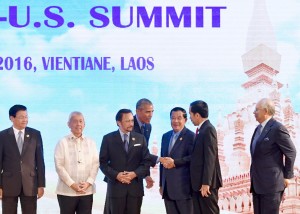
[17,131,23,154]
[195,127,199,138]
[124,134,129,152]
[141,124,145,135]
[168,133,178,154]
[251,124,262,153]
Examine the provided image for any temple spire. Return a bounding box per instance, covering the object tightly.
[246,0,277,52]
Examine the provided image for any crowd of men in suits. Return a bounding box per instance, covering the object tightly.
[0,98,296,214]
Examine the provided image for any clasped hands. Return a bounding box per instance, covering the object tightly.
[71,181,91,194]
[160,157,175,169]
[117,171,137,184]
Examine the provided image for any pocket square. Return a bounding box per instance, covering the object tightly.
[134,144,141,147]
[264,137,269,141]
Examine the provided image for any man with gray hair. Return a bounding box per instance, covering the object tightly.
[54,111,99,214]
[250,98,296,214]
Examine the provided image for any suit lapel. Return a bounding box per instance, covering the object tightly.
[22,128,31,155]
[8,128,21,155]
[164,131,173,156]
[253,118,274,154]
[115,131,127,154]
[169,127,186,155]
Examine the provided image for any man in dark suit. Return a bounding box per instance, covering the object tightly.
[189,100,222,214]
[250,98,296,214]
[0,104,45,214]
[133,98,157,188]
[159,107,194,214]
[100,109,151,214]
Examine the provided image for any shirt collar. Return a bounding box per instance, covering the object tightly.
[68,133,85,141]
[12,126,25,135]
[197,118,208,129]
[119,129,130,137]
[135,115,144,129]
[260,117,272,129]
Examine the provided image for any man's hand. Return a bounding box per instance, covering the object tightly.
[37,187,44,199]
[145,176,154,189]
[160,157,175,169]
[116,172,131,184]
[159,187,163,196]
[123,171,137,181]
[200,185,211,197]
[70,183,86,194]
[284,179,290,188]
[79,181,91,192]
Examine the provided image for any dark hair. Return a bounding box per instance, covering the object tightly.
[9,105,27,117]
[136,98,153,109]
[170,107,187,119]
[190,100,209,118]
[116,109,132,122]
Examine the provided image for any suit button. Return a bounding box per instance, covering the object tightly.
[20,161,22,164]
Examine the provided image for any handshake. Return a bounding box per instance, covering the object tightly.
[159,157,175,169]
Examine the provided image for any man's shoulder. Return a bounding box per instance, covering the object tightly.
[130,131,145,139]
[0,127,11,136]
[184,128,195,137]
[25,127,40,133]
[103,130,119,138]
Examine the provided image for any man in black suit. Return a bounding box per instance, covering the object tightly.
[159,107,194,214]
[0,104,45,214]
[250,98,296,214]
[189,100,222,214]
[133,98,157,188]
[100,109,151,214]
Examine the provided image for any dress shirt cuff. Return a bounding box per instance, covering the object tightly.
[86,177,95,185]
[156,156,161,164]
[66,178,75,187]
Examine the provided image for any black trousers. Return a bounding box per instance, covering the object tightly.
[109,195,143,214]
[2,194,37,214]
[252,190,283,214]
[163,183,193,214]
[192,189,219,214]
[57,194,93,214]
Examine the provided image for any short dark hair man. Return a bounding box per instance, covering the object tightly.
[189,100,222,214]
[100,109,151,214]
[0,104,45,214]
[159,107,195,214]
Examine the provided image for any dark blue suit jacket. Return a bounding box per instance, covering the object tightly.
[0,127,45,197]
[134,115,157,167]
[100,130,151,197]
[159,127,194,200]
[250,118,296,194]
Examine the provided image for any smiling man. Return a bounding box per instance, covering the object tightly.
[54,111,99,214]
[159,107,195,214]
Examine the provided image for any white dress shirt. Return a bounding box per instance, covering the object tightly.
[54,133,99,196]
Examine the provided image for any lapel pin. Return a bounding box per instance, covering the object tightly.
[132,137,135,141]
[26,134,30,138]
[180,137,183,141]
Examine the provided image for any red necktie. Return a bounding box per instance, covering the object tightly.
[195,127,199,138]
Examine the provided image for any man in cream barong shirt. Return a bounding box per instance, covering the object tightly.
[54,111,99,214]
